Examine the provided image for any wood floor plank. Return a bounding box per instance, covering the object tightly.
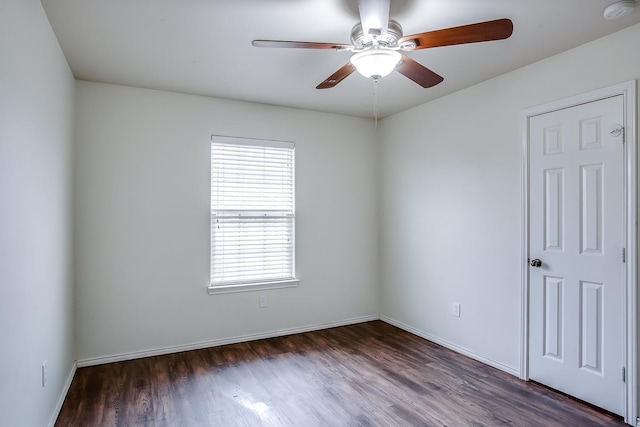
[55,321,626,426]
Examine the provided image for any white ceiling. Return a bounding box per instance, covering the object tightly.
[41,0,640,119]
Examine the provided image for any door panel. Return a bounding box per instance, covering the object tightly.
[543,275,563,360]
[529,95,624,416]
[544,168,563,251]
[580,280,602,374]
[580,163,603,255]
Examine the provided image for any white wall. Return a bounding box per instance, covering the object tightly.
[74,82,379,361]
[379,23,640,373]
[0,1,75,426]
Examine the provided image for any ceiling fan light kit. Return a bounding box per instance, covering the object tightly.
[252,0,513,90]
[350,48,401,79]
[603,0,635,19]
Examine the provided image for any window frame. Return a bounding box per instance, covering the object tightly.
[208,135,299,295]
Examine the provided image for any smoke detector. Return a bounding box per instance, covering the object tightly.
[603,0,635,19]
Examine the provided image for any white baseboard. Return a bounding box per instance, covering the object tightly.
[48,361,77,427]
[380,315,520,378]
[77,314,380,367]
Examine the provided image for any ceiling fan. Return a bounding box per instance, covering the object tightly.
[252,0,513,90]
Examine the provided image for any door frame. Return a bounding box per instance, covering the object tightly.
[519,80,637,424]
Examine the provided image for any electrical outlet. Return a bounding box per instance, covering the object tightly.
[452,303,461,317]
[259,295,268,308]
[41,361,47,387]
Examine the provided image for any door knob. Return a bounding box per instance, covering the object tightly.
[530,258,542,268]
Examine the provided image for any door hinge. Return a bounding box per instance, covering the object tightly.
[623,367,626,382]
[622,247,626,263]
[611,125,625,143]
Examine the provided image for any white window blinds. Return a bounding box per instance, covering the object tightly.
[210,136,295,286]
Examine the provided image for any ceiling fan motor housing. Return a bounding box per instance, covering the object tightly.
[351,19,403,49]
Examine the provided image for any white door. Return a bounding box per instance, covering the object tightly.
[528,95,625,415]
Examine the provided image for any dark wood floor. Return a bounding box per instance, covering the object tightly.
[55,321,625,426]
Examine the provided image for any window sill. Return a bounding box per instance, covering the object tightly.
[207,278,300,295]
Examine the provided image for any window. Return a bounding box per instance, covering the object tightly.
[208,135,298,294]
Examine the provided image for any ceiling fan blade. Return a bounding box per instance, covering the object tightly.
[316,63,357,89]
[399,18,513,50]
[252,40,351,50]
[358,0,390,38]
[396,55,444,88]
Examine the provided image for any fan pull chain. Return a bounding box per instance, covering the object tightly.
[373,78,379,129]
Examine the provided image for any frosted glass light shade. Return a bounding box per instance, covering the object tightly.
[350,49,401,79]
